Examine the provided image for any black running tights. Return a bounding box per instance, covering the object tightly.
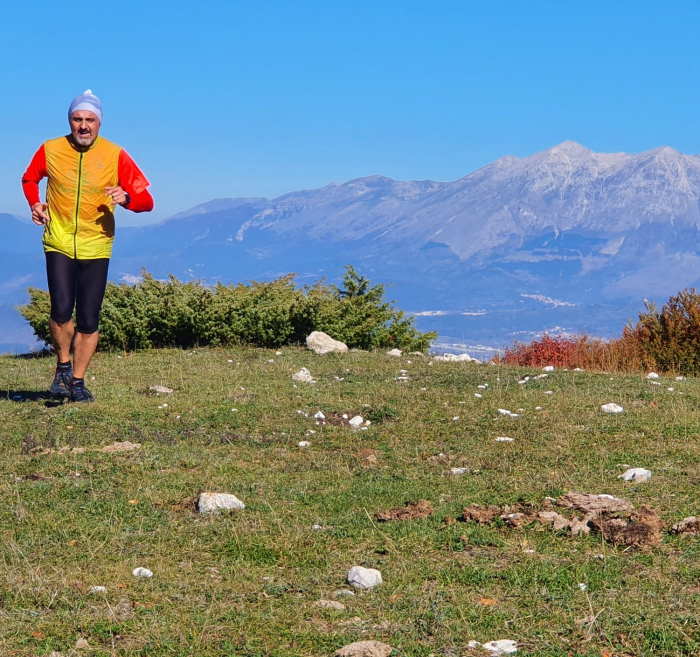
[45,252,110,334]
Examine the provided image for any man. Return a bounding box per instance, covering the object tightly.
[21,90,154,402]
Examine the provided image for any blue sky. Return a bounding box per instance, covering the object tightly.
[3,0,699,224]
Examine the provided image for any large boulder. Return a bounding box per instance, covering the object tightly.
[306,331,348,355]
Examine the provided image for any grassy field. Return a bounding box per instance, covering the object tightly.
[0,346,698,656]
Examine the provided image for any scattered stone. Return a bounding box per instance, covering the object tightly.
[537,511,570,531]
[298,440,311,448]
[88,585,106,594]
[467,639,518,655]
[386,348,402,357]
[132,567,153,578]
[501,512,529,528]
[314,410,326,420]
[558,492,633,514]
[197,492,245,513]
[433,352,480,363]
[149,385,173,394]
[474,393,483,398]
[74,637,90,649]
[646,372,660,379]
[315,599,346,610]
[306,331,349,355]
[477,384,488,389]
[543,390,554,395]
[348,415,364,429]
[334,640,394,657]
[347,566,383,589]
[573,367,584,372]
[101,441,141,453]
[670,516,700,535]
[543,365,555,371]
[601,403,624,414]
[497,408,520,417]
[495,436,514,442]
[292,367,315,383]
[375,499,433,521]
[675,375,685,381]
[619,467,652,483]
[333,588,356,598]
[450,467,470,475]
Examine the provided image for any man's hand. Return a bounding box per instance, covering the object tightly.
[105,186,129,205]
[31,202,49,226]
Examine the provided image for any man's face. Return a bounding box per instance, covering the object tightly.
[69,110,100,147]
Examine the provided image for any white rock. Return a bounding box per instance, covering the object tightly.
[311,523,323,530]
[648,380,661,386]
[132,567,153,578]
[386,348,402,357]
[88,585,107,594]
[495,436,514,442]
[667,387,674,392]
[450,467,470,475]
[347,565,382,589]
[601,403,624,414]
[543,365,555,372]
[298,440,311,448]
[306,331,349,355]
[483,639,518,655]
[292,367,315,383]
[535,406,543,410]
[275,351,282,355]
[149,385,173,394]
[578,582,588,591]
[474,393,483,398]
[646,372,660,379]
[573,367,584,372]
[433,352,480,363]
[348,415,364,428]
[675,375,685,381]
[543,390,554,395]
[314,411,326,420]
[197,492,245,513]
[477,384,488,389]
[618,467,652,482]
[333,588,355,597]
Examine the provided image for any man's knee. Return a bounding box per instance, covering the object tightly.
[50,308,74,325]
[76,322,99,335]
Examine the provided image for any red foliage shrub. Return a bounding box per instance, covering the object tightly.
[498,332,651,373]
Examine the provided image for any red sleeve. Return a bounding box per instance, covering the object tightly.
[118,149,154,212]
[21,145,47,207]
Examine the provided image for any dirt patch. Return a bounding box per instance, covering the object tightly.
[670,516,700,535]
[590,505,664,548]
[357,448,379,467]
[460,493,666,550]
[376,499,433,521]
[462,504,502,524]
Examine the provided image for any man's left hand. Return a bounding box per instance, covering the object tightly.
[105,186,128,205]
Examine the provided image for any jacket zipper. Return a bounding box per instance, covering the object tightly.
[73,151,84,259]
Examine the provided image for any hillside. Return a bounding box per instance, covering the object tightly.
[6,142,700,355]
[1,347,698,656]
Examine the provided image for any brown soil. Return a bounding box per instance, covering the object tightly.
[670,516,700,535]
[376,499,433,521]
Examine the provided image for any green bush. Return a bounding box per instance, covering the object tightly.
[631,288,700,374]
[19,266,435,353]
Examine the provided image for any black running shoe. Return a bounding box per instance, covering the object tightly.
[69,378,95,403]
[49,364,73,397]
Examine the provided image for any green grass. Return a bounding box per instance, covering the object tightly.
[1,347,698,656]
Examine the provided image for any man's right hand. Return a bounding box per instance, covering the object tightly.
[31,203,49,226]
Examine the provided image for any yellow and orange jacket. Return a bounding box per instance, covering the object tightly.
[22,135,154,259]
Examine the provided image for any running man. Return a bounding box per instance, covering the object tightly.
[21,90,154,402]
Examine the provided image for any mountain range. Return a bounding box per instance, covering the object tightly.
[4,141,700,355]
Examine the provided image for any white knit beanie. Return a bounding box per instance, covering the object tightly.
[68,89,102,122]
